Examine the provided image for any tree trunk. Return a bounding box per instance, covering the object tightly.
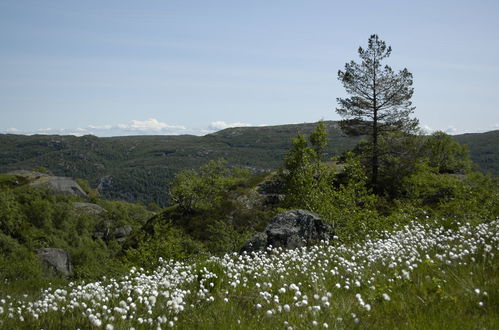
[372,59,379,194]
[372,111,379,193]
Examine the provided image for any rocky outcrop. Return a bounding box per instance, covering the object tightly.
[73,202,105,215]
[93,225,132,242]
[241,210,334,253]
[114,226,133,242]
[36,248,73,277]
[43,176,88,199]
[8,170,88,199]
[257,175,285,206]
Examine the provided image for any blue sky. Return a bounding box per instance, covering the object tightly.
[1,0,498,136]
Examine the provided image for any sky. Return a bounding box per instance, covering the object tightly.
[1,0,498,136]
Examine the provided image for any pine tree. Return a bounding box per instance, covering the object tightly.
[336,34,418,192]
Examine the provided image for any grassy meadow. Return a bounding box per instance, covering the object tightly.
[0,218,497,329]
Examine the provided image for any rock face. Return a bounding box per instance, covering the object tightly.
[73,202,105,215]
[93,225,132,242]
[37,248,73,277]
[8,170,88,199]
[257,175,285,206]
[114,226,133,242]
[241,210,334,253]
[44,176,88,199]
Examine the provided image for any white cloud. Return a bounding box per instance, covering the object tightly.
[208,121,264,131]
[3,121,497,138]
[6,128,22,133]
[420,123,499,135]
[444,126,459,134]
[87,118,188,136]
[121,118,187,132]
[420,125,434,134]
[88,124,112,130]
[3,127,88,136]
[1,118,189,137]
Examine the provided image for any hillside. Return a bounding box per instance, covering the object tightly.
[1,124,498,329]
[454,130,499,176]
[0,122,360,206]
[0,123,497,206]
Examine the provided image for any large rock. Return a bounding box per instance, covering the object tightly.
[114,225,132,241]
[241,210,334,253]
[37,248,73,277]
[41,176,88,199]
[8,170,88,199]
[93,225,132,242]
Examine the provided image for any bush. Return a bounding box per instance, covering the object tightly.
[169,159,251,212]
[124,221,203,269]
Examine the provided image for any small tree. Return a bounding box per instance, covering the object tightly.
[169,159,250,212]
[336,34,419,192]
[281,121,332,210]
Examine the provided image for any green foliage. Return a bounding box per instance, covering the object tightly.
[125,221,203,269]
[281,124,383,240]
[0,123,362,206]
[0,174,28,188]
[336,34,419,191]
[0,188,26,236]
[125,160,276,258]
[0,179,154,289]
[422,131,474,174]
[352,131,477,199]
[170,159,251,212]
[282,125,498,242]
[70,237,126,280]
[282,121,333,210]
[0,123,497,298]
[33,167,49,174]
[403,163,499,222]
[0,125,495,206]
[454,129,499,176]
[75,178,99,202]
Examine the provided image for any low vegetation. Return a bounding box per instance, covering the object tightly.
[0,217,496,329]
[0,119,497,328]
[0,176,154,292]
[0,122,496,206]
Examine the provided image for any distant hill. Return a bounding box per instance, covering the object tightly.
[453,130,499,176]
[0,122,496,206]
[0,122,360,206]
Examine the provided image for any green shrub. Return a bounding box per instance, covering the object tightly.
[124,221,203,269]
[169,159,251,212]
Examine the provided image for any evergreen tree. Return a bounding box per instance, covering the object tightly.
[336,34,419,192]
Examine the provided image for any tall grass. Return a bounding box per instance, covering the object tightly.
[0,218,497,329]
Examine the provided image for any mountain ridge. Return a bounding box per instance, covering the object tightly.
[1,121,497,206]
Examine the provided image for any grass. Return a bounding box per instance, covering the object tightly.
[0,219,497,329]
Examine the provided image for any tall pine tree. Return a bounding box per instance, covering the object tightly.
[336,34,418,192]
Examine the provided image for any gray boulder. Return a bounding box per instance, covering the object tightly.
[8,170,88,199]
[241,210,334,253]
[37,248,73,277]
[114,226,132,241]
[42,176,88,199]
[93,225,132,242]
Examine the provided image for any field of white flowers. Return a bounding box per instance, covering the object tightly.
[1,219,497,329]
